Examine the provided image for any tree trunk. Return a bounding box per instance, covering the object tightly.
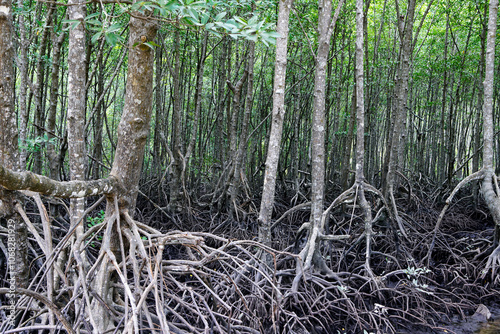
[170,27,184,212]
[0,0,29,294]
[258,0,293,247]
[383,0,416,201]
[481,0,500,227]
[16,0,29,170]
[66,0,87,270]
[92,11,157,332]
[47,25,65,180]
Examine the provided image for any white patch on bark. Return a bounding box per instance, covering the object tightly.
[134,99,142,105]
[0,6,9,14]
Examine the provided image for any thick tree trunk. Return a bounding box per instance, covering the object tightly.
[16,0,29,170]
[293,0,345,283]
[92,11,157,332]
[0,0,29,293]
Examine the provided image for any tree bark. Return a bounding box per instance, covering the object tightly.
[46,25,65,181]
[481,0,500,234]
[109,17,157,212]
[383,0,416,201]
[0,0,29,292]
[258,0,293,247]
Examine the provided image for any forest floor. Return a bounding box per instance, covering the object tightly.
[4,180,500,333]
[124,179,500,333]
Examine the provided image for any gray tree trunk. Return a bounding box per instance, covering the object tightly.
[92,12,157,332]
[0,0,29,293]
[481,0,500,239]
[258,0,293,246]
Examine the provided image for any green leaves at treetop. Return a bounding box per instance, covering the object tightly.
[63,0,280,47]
[62,12,125,47]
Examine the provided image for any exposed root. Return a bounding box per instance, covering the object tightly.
[1,190,499,333]
[291,181,393,295]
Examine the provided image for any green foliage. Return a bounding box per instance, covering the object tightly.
[86,210,106,246]
[20,135,57,153]
[87,209,106,228]
[63,0,279,47]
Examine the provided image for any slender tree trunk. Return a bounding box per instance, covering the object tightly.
[66,0,87,257]
[170,28,184,212]
[473,3,487,208]
[258,0,293,246]
[32,7,54,174]
[439,3,450,183]
[47,26,65,181]
[340,89,356,189]
[481,0,500,228]
[309,0,345,237]
[294,0,345,282]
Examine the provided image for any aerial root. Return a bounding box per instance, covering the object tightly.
[292,180,393,295]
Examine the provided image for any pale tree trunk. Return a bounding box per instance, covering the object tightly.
[0,0,29,294]
[354,0,375,277]
[66,0,87,269]
[292,0,345,289]
[65,2,88,329]
[481,0,500,245]
[473,4,487,208]
[309,0,334,250]
[258,0,293,247]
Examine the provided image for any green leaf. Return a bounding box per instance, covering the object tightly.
[105,33,120,46]
[143,41,157,49]
[91,31,103,44]
[214,11,226,21]
[62,19,81,31]
[86,12,101,19]
[86,19,103,27]
[107,23,122,33]
[233,16,246,25]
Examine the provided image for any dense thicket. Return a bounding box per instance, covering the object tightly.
[1,0,500,333]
